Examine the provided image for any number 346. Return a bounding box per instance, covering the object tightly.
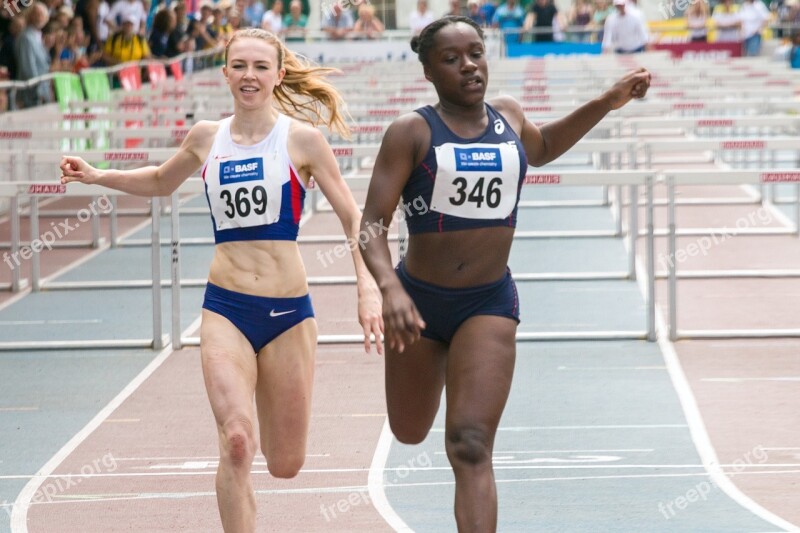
[449,177,502,208]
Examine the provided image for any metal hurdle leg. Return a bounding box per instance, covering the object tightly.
[91,197,102,248]
[9,196,23,292]
[796,184,800,237]
[628,185,637,281]
[151,197,164,350]
[110,196,119,247]
[30,196,40,292]
[667,177,677,342]
[646,177,655,342]
[170,192,182,350]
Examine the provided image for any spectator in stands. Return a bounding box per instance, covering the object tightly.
[15,2,51,107]
[322,2,353,40]
[445,0,469,17]
[166,4,192,55]
[54,5,73,29]
[228,9,243,31]
[492,0,525,44]
[261,0,282,34]
[467,0,487,26]
[524,0,560,42]
[353,3,384,39]
[591,0,614,42]
[186,15,216,50]
[59,20,91,70]
[198,2,214,25]
[568,0,593,42]
[740,0,770,55]
[0,15,24,82]
[283,0,307,41]
[712,0,741,42]
[602,0,648,53]
[481,0,498,23]
[173,0,189,33]
[208,4,233,43]
[790,30,800,67]
[686,0,709,42]
[105,0,147,36]
[243,0,265,28]
[43,20,67,70]
[409,0,435,35]
[149,7,176,57]
[103,12,150,64]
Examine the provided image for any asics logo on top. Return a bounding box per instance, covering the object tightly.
[269,309,296,317]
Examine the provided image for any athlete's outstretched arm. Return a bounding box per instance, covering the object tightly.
[501,68,650,167]
[360,115,426,353]
[60,121,215,196]
[291,124,383,354]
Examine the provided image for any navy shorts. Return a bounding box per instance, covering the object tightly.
[202,282,315,354]
[395,261,520,344]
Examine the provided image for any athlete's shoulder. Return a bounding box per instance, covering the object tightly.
[385,110,431,139]
[287,117,327,148]
[187,119,222,140]
[487,95,524,135]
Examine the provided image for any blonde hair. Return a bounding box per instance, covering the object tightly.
[225,28,351,138]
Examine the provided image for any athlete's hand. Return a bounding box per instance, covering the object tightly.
[381,282,425,354]
[60,156,101,185]
[602,68,651,110]
[357,278,384,355]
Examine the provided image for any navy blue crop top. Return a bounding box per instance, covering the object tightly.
[402,104,528,234]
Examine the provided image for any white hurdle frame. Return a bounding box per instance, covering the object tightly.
[665,169,800,341]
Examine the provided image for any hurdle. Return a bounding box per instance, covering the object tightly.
[664,169,800,341]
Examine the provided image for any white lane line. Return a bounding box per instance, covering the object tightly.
[367,418,413,532]
[632,249,800,532]
[23,468,800,507]
[10,314,203,533]
[0,319,103,326]
[430,424,687,432]
[557,366,666,370]
[436,449,656,455]
[702,377,800,383]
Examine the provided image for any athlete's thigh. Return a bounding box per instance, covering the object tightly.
[200,309,259,429]
[254,317,318,459]
[445,315,517,435]
[385,336,448,441]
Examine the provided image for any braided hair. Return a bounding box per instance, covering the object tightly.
[409,16,484,65]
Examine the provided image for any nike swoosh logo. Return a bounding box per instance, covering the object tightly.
[269,309,296,318]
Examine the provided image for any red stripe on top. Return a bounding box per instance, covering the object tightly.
[201,163,207,181]
[290,166,302,224]
[421,161,435,181]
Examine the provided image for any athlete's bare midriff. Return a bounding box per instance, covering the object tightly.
[404,226,514,288]
[208,240,309,297]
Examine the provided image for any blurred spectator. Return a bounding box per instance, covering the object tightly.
[15,2,51,107]
[409,0,435,35]
[481,0,498,24]
[493,0,525,44]
[43,20,67,69]
[166,3,191,55]
[148,7,175,57]
[790,30,800,67]
[686,0,709,42]
[261,0,282,33]
[353,3,383,39]
[445,0,469,16]
[228,9,243,30]
[0,15,24,81]
[186,16,215,49]
[105,0,147,36]
[54,5,74,28]
[602,0,648,53]
[243,0,265,27]
[467,0,487,26]
[103,12,150,64]
[283,0,307,40]
[567,0,593,41]
[322,2,353,40]
[524,0,560,42]
[207,4,232,42]
[173,0,189,33]
[198,2,213,25]
[740,0,770,55]
[712,0,741,42]
[591,0,614,41]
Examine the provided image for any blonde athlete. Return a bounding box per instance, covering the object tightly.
[60,28,383,532]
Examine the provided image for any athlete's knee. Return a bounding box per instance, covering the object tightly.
[266,453,305,479]
[220,419,256,468]
[445,425,492,466]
